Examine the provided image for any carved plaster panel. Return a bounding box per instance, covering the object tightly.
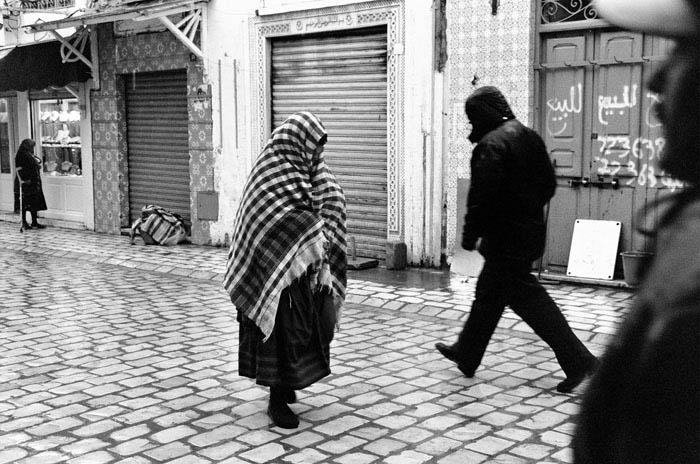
[251,0,405,235]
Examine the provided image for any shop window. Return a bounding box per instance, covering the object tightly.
[36,99,82,177]
[0,99,10,174]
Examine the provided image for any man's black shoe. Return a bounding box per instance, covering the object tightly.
[557,358,600,393]
[280,388,296,404]
[435,342,475,378]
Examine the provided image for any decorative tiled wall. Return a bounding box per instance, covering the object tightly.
[444,0,536,253]
[91,24,214,244]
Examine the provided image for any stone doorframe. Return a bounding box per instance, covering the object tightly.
[251,0,405,240]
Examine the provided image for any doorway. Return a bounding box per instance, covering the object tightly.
[125,70,190,225]
[539,28,674,275]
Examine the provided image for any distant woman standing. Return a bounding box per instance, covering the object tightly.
[14,139,47,229]
[224,111,347,429]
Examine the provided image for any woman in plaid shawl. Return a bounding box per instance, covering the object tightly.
[224,111,347,428]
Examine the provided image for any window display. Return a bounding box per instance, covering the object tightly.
[37,99,82,176]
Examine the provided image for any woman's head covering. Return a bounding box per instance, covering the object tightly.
[464,86,516,143]
[223,111,347,340]
[17,139,35,153]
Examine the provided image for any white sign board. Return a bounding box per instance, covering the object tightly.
[566,219,621,280]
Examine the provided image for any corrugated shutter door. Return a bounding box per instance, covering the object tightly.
[126,70,190,224]
[271,27,388,259]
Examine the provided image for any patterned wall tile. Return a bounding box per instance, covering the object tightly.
[187,68,206,89]
[189,123,214,151]
[188,85,213,124]
[444,0,535,253]
[190,217,210,245]
[92,97,119,122]
[92,123,120,149]
[191,150,215,190]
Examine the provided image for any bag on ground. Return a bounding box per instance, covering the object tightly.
[130,204,187,245]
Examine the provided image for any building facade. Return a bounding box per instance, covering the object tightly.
[2,0,674,282]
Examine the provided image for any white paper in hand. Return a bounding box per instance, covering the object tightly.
[451,249,485,277]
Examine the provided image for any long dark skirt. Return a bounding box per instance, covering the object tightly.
[13,177,47,213]
[238,274,331,390]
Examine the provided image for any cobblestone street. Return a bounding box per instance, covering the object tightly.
[0,222,635,463]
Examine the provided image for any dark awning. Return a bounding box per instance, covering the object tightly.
[0,40,92,92]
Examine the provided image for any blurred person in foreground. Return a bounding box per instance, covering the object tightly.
[574,0,700,462]
[435,86,597,393]
[223,112,346,429]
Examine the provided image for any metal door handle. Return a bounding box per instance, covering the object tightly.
[568,177,590,188]
[568,176,620,189]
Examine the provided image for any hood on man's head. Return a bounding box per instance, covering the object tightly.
[593,0,699,37]
[464,86,515,121]
[464,86,516,143]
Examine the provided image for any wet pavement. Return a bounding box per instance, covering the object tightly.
[0,221,635,463]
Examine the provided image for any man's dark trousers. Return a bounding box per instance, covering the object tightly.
[456,259,593,377]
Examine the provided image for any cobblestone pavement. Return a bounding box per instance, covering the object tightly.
[0,222,635,463]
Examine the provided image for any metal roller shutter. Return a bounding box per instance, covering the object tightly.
[126,70,190,224]
[271,27,388,259]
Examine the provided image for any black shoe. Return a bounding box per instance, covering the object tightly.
[283,389,297,404]
[267,397,299,429]
[21,222,32,230]
[31,223,46,229]
[557,357,599,393]
[435,342,475,378]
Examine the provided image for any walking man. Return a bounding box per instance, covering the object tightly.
[436,86,598,393]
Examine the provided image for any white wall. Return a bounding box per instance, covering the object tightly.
[401,0,445,266]
[204,1,258,246]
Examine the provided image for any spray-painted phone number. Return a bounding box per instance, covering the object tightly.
[595,135,683,189]
[596,87,682,189]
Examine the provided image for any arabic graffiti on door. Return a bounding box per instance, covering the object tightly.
[546,83,582,137]
[596,86,682,189]
[548,82,684,190]
[598,84,637,126]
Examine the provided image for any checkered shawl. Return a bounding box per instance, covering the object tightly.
[223,112,347,340]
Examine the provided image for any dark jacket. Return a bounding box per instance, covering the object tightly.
[462,118,556,262]
[573,197,700,464]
